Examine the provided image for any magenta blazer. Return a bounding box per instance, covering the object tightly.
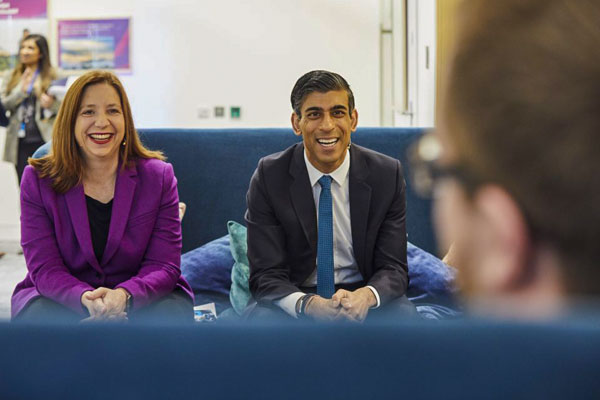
[12,158,193,318]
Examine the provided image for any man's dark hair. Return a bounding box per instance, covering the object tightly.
[290,70,355,117]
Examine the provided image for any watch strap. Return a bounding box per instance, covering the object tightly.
[296,294,316,318]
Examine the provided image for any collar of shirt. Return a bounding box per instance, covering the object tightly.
[303,149,350,187]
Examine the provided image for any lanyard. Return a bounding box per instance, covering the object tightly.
[19,69,40,135]
[26,69,39,95]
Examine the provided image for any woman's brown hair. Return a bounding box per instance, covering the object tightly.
[29,70,164,193]
[4,34,56,96]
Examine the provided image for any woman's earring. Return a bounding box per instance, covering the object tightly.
[122,140,126,146]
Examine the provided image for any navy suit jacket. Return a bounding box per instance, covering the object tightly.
[246,142,408,306]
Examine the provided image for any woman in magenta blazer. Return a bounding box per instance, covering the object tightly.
[12,70,193,322]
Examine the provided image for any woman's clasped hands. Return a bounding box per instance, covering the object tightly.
[81,287,130,322]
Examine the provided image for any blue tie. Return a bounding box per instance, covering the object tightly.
[317,175,335,298]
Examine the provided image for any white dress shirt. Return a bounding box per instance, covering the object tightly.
[275,149,381,317]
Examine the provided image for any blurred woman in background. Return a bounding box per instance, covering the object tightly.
[1,34,60,181]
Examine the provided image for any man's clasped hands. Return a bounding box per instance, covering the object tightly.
[305,287,377,323]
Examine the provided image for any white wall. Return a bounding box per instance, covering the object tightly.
[49,0,381,128]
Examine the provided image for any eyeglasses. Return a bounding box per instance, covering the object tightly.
[409,132,483,198]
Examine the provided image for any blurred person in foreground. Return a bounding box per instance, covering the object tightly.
[11,70,194,323]
[415,0,600,319]
[1,34,61,181]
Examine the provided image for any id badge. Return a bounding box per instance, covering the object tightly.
[18,128,26,138]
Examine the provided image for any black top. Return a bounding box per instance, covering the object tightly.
[20,93,43,143]
[0,97,9,127]
[85,195,113,262]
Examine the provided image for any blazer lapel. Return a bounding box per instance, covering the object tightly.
[349,145,371,271]
[101,163,137,265]
[289,144,318,254]
[65,184,102,273]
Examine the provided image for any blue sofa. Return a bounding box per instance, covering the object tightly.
[137,128,456,315]
[31,127,455,315]
[7,128,600,398]
[2,319,600,399]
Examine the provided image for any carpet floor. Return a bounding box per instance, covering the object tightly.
[0,252,27,320]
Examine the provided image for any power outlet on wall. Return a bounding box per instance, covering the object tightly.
[230,106,241,119]
[197,106,211,119]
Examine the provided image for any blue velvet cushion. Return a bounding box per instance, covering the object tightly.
[405,242,461,319]
[180,235,234,306]
[182,222,460,318]
[406,242,458,299]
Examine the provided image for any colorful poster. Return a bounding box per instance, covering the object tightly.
[57,18,131,72]
[0,0,48,72]
[0,0,47,19]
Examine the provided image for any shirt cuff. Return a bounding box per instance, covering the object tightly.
[366,285,381,309]
[275,291,306,318]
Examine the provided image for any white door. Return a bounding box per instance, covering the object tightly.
[380,0,436,127]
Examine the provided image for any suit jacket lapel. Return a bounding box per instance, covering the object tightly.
[101,163,137,265]
[289,144,318,255]
[349,145,371,271]
[65,184,102,273]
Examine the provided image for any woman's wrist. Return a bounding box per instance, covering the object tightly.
[116,288,132,311]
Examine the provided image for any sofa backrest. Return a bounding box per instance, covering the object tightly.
[138,127,436,254]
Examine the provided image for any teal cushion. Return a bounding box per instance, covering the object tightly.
[228,221,252,315]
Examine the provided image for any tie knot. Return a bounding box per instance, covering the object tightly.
[318,175,332,190]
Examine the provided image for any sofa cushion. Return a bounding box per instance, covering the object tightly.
[228,221,252,315]
[406,242,458,298]
[180,235,234,307]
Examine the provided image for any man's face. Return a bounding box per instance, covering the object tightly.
[292,90,357,173]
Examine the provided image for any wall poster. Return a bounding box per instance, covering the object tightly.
[0,0,49,73]
[57,18,131,72]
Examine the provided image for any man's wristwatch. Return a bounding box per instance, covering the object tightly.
[295,294,316,318]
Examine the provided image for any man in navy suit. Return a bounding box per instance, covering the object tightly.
[246,70,414,322]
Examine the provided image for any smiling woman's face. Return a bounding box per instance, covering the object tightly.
[74,83,125,164]
[19,39,40,67]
